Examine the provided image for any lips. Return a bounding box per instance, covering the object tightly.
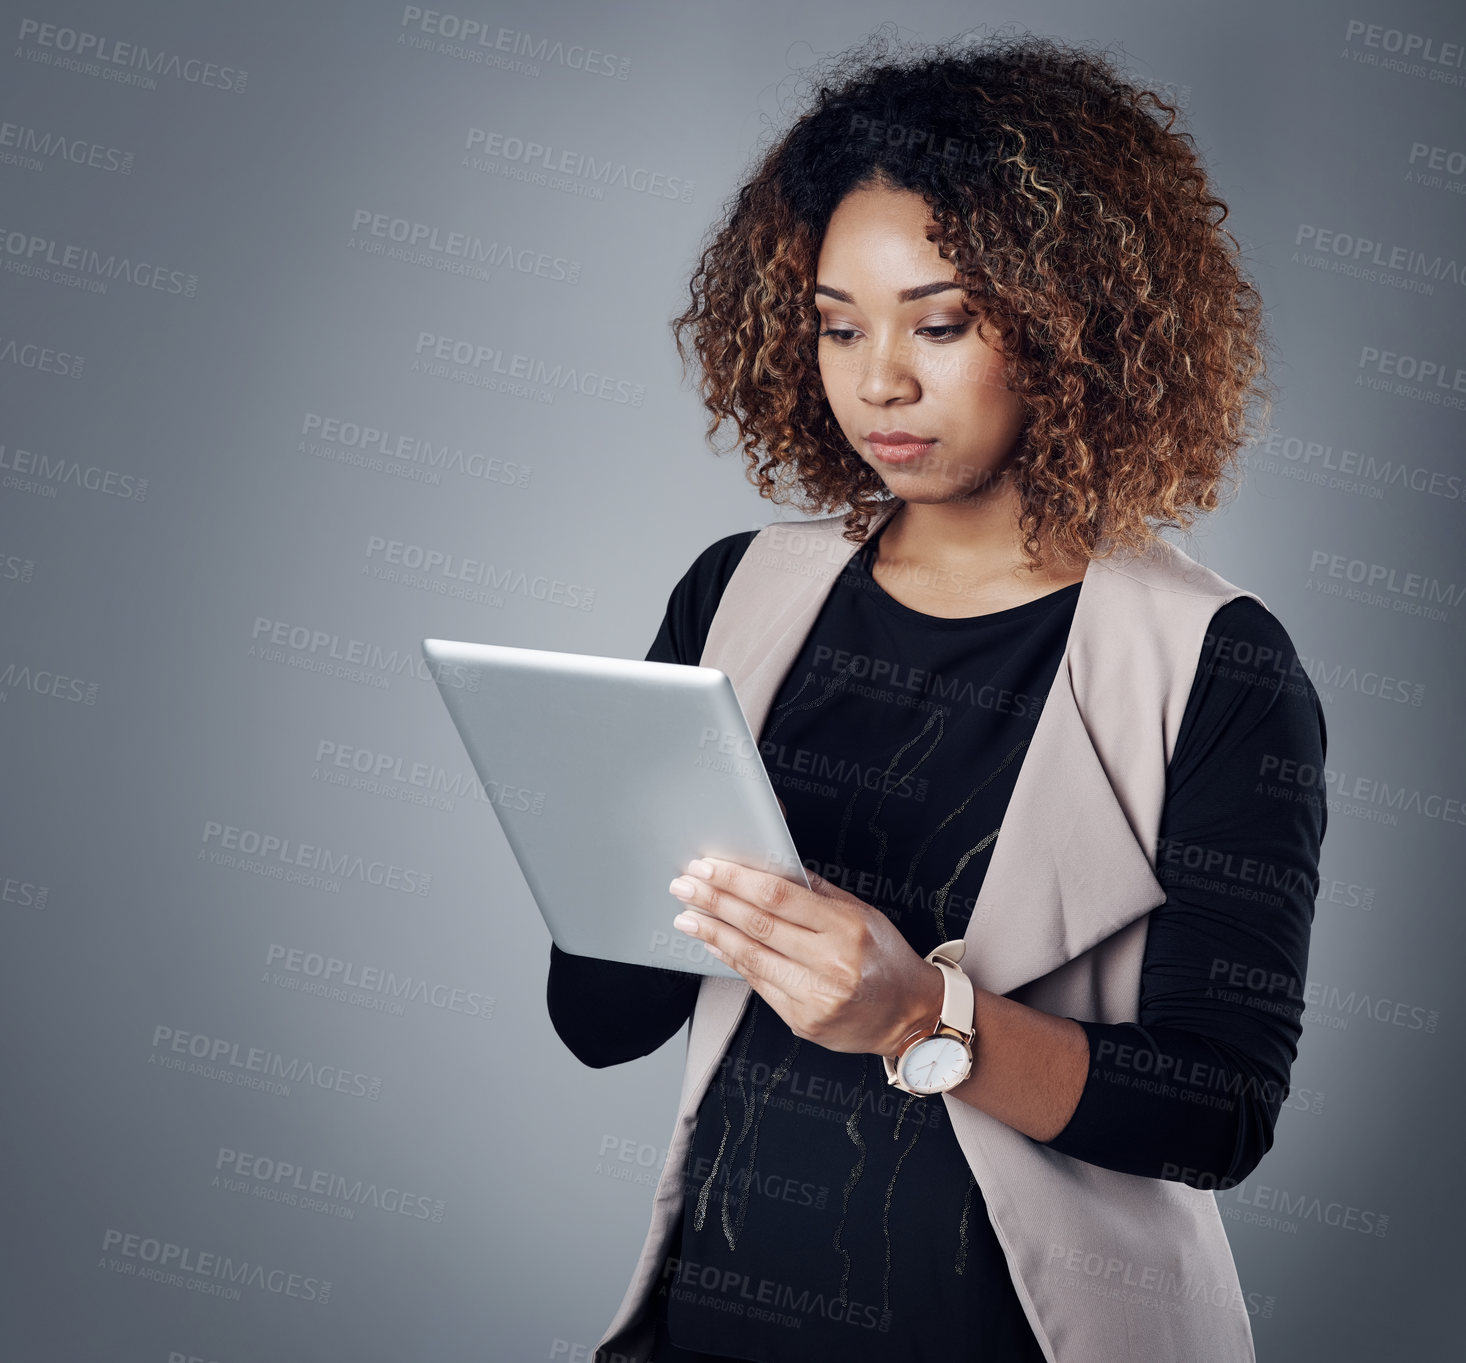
[865,430,937,463]
[866,430,933,444]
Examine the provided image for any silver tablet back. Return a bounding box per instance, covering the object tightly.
[421,638,809,978]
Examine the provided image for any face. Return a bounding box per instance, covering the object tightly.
[813,181,1026,503]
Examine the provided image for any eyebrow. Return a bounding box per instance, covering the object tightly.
[814,281,962,304]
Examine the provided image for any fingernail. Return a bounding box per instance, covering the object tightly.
[686,858,714,879]
[669,877,696,899]
[673,912,699,934]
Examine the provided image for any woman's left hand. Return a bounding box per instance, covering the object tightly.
[669,856,944,1057]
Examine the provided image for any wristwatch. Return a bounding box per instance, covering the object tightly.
[882,940,975,1096]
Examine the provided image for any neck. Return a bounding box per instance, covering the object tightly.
[877,477,1085,588]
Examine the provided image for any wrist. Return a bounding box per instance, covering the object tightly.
[881,962,946,1057]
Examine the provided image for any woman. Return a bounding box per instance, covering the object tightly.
[549,30,1325,1363]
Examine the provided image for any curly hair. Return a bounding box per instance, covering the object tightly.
[671,27,1274,564]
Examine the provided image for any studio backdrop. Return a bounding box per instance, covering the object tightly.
[1,1,1462,1359]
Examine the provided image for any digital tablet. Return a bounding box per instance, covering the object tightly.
[421,637,810,979]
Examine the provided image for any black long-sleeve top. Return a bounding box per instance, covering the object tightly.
[550,521,1326,1362]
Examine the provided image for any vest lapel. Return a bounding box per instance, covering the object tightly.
[696,507,1167,1013]
[961,570,1169,1000]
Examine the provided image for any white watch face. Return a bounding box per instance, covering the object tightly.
[898,1035,971,1094]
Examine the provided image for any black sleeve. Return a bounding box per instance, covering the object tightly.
[546,530,760,1068]
[1043,596,1327,1189]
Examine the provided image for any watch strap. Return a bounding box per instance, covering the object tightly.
[882,940,975,1089]
[930,941,974,1033]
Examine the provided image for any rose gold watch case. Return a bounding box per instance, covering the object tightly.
[895,1029,974,1095]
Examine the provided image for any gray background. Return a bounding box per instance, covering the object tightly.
[1,1,1463,1359]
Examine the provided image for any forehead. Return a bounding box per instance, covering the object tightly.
[816,183,954,295]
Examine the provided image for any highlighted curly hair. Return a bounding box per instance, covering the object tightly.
[671,28,1274,564]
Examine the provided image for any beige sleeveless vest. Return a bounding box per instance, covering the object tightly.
[595,502,1263,1363]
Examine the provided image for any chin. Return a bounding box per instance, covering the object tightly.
[876,470,997,502]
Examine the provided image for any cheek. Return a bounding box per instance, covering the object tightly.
[928,343,1004,396]
[817,346,851,391]
[817,353,860,415]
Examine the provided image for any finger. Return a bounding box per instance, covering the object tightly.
[676,903,856,1010]
[713,940,804,1024]
[708,925,871,1047]
[670,869,819,963]
[685,856,833,933]
[671,894,806,990]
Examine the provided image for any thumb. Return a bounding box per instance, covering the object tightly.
[777,796,788,818]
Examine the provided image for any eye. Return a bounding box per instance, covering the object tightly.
[817,323,970,345]
[917,323,970,341]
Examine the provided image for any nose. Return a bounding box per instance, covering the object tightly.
[855,338,919,405]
